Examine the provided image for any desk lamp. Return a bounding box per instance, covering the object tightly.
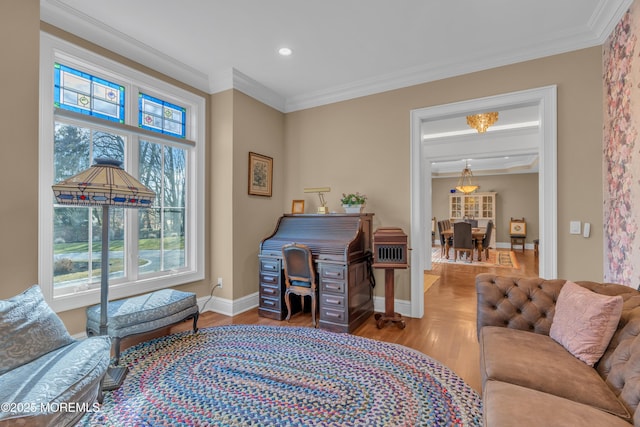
[304,187,331,214]
[52,158,155,389]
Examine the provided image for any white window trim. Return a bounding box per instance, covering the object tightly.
[39,32,205,312]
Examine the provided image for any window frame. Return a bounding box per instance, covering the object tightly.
[39,32,205,312]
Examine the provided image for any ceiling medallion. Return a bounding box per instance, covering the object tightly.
[466,112,499,133]
[455,161,478,194]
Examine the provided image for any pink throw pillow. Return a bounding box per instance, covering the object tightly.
[549,280,623,366]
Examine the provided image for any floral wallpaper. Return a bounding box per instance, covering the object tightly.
[604,4,639,286]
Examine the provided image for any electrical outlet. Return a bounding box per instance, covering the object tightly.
[217,277,223,289]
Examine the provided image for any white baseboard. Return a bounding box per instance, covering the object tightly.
[201,294,414,320]
[198,292,258,317]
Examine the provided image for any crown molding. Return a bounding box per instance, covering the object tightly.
[41,0,631,113]
[284,0,631,112]
[40,0,210,93]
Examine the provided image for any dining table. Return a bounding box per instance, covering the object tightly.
[442,227,487,260]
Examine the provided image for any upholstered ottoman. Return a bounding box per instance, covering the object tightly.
[86,289,199,364]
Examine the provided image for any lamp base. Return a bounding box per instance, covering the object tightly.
[317,206,329,214]
[102,365,128,391]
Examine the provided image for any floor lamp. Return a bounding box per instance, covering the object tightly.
[52,158,155,389]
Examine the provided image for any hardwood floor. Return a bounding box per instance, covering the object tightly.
[122,247,539,393]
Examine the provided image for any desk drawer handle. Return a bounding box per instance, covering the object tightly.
[262,299,276,307]
[325,298,342,305]
[262,264,278,272]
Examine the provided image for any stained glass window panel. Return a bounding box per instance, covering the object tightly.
[54,63,125,123]
[139,93,186,138]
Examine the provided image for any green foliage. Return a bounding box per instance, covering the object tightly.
[341,192,367,206]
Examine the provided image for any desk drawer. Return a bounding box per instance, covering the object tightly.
[321,279,344,294]
[321,293,345,308]
[260,284,279,298]
[260,258,280,273]
[260,273,280,286]
[321,266,345,280]
[260,296,280,311]
[320,307,346,323]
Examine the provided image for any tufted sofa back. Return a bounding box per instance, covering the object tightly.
[476,273,640,424]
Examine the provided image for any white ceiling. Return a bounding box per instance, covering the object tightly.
[41,0,631,113]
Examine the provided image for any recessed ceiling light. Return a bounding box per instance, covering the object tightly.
[278,47,292,56]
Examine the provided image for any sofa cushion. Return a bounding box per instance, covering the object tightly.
[550,280,623,366]
[480,326,630,419]
[0,335,110,426]
[484,380,632,427]
[0,285,75,375]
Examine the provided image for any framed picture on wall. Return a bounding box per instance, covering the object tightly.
[291,200,305,214]
[248,152,273,197]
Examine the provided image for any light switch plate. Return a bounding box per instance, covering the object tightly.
[570,221,581,235]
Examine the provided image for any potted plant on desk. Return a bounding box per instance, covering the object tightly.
[341,192,367,213]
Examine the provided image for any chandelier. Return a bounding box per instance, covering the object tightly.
[455,161,478,194]
[466,112,499,133]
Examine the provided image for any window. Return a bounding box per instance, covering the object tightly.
[40,33,205,312]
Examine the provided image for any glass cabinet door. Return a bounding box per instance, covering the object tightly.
[450,195,462,219]
[464,196,480,218]
[481,195,494,219]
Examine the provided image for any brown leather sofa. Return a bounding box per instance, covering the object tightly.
[476,273,640,426]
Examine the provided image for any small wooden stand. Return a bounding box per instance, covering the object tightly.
[374,269,406,329]
[372,227,409,330]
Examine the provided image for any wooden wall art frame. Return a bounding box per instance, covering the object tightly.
[248,152,273,197]
[291,200,305,214]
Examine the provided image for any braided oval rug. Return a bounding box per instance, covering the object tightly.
[81,325,482,426]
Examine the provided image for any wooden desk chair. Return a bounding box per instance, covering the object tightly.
[453,222,474,262]
[282,243,318,327]
[509,217,527,253]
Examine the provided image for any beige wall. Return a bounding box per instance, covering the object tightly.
[0,1,40,296]
[432,174,539,245]
[211,89,286,301]
[285,47,604,290]
[231,91,285,298]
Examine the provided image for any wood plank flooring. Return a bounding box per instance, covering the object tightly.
[122,247,539,393]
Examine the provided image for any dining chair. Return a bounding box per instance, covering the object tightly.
[437,220,452,257]
[453,222,474,262]
[431,217,436,245]
[282,242,318,327]
[477,220,494,261]
[509,217,527,252]
[464,218,478,228]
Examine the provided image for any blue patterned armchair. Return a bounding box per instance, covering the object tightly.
[0,286,110,426]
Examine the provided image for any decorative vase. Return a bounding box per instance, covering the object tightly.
[343,204,363,214]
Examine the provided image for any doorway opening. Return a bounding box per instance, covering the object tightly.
[409,86,558,318]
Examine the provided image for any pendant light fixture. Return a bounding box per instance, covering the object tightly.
[466,112,499,133]
[455,160,478,194]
